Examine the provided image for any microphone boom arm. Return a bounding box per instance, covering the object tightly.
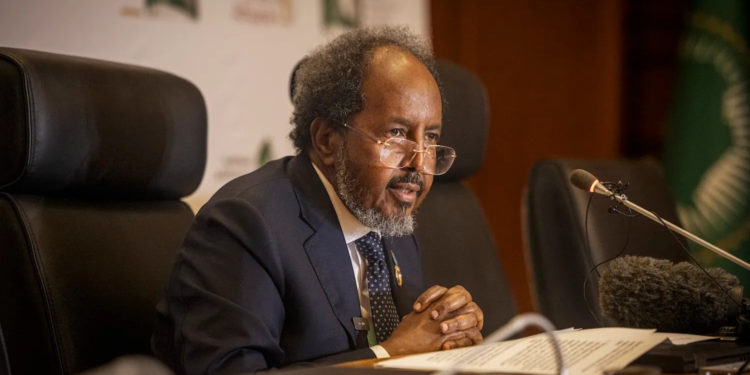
[610,192,750,271]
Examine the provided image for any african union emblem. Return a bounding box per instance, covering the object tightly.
[146,0,199,19]
[663,0,750,284]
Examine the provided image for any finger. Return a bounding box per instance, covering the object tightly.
[441,340,456,350]
[443,337,474,350]
[444,301,479,317]
[413,285,448,312]
[429,289,472,320]
[441,327,483,349]
[476,306,484,331]
[456,302,485,331]
[440,313,478,334]
[439,331,467,350]
[465,327,483,345]
[441,301,484,332]
[442,285,468,298]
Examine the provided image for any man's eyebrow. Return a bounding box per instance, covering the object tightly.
[390,117,443,130]
[390,117,414,127]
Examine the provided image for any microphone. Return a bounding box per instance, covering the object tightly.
[569,169,613,196]
[568,169,750,271]
[599,255,743,334]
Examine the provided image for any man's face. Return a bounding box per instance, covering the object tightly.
[334,46,442,236]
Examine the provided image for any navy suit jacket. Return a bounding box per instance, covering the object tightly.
[153,155,425,374]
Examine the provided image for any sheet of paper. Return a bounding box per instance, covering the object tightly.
[663,332,718,345]
[378,327,667,375]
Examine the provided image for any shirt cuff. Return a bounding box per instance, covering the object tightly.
[370,344,390,358]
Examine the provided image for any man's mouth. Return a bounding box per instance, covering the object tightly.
[388,182,421,203]
[387,172,424,205]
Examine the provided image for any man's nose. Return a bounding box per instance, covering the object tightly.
[408,146,427,173]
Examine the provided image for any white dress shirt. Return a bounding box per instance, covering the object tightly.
[312,163,391,358]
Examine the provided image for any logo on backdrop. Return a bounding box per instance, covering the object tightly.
[232,0,294,25]
[120,0,200,20]
[663,1,750,284]
[146,0,199,19]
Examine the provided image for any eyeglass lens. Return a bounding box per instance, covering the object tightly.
[381,138,455,175]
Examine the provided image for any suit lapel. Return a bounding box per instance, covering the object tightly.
[289,156,361,346]
[288,155,427,341]
[383,235,425,317]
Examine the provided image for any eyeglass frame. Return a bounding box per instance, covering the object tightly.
[338,122,457,176]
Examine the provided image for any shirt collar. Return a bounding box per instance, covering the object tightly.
[312,162,374,244]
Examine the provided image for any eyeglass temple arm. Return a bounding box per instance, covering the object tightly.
[340,123,384,145]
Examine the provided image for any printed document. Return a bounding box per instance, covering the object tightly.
[378,327,667,375]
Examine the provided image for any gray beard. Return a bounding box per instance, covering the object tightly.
[334,144,416,237]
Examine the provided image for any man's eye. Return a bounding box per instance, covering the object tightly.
[426,133,440,143]
[389,128,406,137]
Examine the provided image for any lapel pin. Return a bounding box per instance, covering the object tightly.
[352,317,368,331]
[390,250,403,287]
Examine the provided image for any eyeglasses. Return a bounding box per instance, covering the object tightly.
[340,123,456,176]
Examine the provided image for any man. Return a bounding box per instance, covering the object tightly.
[153,26,484,374]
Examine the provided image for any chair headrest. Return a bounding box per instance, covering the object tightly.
[434,60,489,182]
[0,47,207,199]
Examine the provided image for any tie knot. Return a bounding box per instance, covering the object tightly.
[354,231,384,262]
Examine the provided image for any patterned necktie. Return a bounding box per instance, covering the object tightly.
[355,231,400,343]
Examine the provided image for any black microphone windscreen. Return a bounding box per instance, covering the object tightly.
[599,255,741,333]
[569,169,597,192]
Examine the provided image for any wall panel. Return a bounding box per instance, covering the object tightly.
[431,0,625,314]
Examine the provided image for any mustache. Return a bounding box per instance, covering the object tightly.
[387,171,425,196]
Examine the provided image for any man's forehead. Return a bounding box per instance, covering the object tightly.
[356,46,441,126]
[370,45,416,66]
[367,46,428,77]
[388,117,443,130]
[362,49,439,98]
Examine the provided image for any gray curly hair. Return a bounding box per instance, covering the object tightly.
[289,26,441,153]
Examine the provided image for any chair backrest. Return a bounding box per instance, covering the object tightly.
[414,60,516,333]
[523,158,689,329]
[0,325,9,375]
[0,47,206,375]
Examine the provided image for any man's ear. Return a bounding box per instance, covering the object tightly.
[309,118,341,166]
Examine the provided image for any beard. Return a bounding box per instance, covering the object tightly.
[334,143,422,237]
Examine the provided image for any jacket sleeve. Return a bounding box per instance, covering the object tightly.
[154,194,385,374]
[313,347,376,364]
[154,197,288,374]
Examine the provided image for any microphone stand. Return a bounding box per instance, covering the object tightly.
[602,186,750,340]
[571,169,750,339]
[602,189,750,271]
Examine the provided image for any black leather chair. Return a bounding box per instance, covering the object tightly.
[0,47,206,375]
[414,60,516,333]
[0,325,9,375]
[523,159,689,329]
